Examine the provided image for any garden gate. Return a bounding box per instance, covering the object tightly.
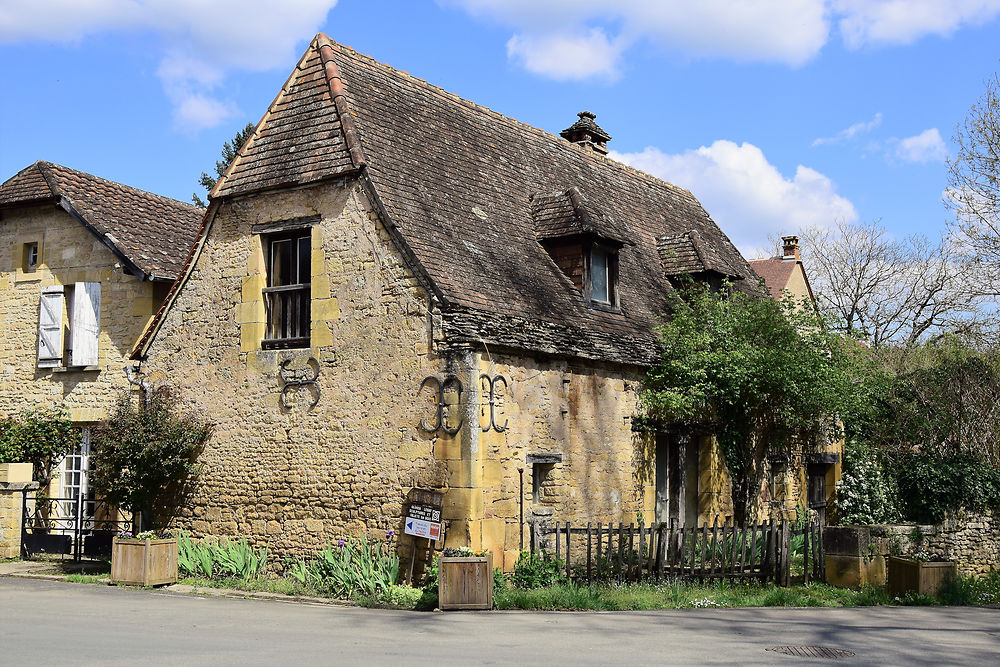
[20,490,129,561]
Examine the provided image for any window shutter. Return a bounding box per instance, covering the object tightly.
[38,287,64,367]
[70,282,101,367]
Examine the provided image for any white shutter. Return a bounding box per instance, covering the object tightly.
[38,287,64,367]
[70,282,101,367]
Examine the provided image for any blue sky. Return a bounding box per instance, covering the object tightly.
[2,0,998,255]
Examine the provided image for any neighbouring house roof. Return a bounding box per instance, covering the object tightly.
[747,257,816,306]
[0,161,204,280]
[138,34,757,364]
[657,229,741,278]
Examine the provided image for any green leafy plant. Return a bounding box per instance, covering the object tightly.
[641,280,873,523]
[0,406,76,488]
[177,531,268,581]
[285,534,399,599]
[89,390,211,530]
[510,551,567,589]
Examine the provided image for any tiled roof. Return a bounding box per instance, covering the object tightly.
[202,34,757,364]
[532,187,630,245]
[657,229,740,277]
[0,161,203,279]
[747,258,797,300]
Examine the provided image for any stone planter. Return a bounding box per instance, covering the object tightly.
[111,537,179,586]
[439,553,493,610]
[887,556,955,597]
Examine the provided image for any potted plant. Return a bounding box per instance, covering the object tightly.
[89,390,210,588]
[438,547,493,610]
[111,530,179,586]
[887,553,956,596]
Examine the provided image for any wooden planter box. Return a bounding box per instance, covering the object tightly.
[887,556,955,597]
[439,554,493,610]
[111,537,179,587]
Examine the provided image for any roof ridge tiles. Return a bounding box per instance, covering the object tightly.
[37,161,203,212]
[318,34,699,202]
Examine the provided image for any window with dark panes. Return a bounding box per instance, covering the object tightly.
[263,232,311,349]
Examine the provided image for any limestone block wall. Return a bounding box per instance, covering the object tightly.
[880,511,1000,577]
[0,204,160,425]
[142,181,451,556]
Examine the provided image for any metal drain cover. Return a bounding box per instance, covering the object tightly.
[766,646,856,659]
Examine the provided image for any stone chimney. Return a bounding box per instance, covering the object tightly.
[782,235,800,261]
[560,111,611,155]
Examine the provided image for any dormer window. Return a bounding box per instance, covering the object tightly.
[588,244,618,306]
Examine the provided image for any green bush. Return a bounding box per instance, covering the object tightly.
[89,391,210,530]
[286,534,399,599]
[177,532,268,581]
[892,452,1000,523]
[510,551,567,589]
[0,406,76,487]
[837,442,901,524]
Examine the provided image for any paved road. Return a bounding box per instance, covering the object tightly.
[1,578,998,665]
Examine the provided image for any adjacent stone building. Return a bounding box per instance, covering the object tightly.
[132,34,831,568]
[750,235,842,524]
[0,161,202,500]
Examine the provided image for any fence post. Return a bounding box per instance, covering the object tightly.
[554,521,560,560]
[803,523,810,585]
[565,521,571,581]
[587,522,592,584]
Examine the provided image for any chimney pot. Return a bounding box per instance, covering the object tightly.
[560,111,612,155]
[781,235,800,261]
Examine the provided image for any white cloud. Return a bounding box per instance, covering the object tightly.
[507,29,622,80]
[611,141,858,253]
[0,0,339,131]
[835,0,1000,48]
[813,112,883,146]
[896,128,948,163]
[441,0,1000,79]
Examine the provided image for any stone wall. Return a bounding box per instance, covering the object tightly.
[878,511,1000,578]
[141,176,833,570]
[0,203,160,426]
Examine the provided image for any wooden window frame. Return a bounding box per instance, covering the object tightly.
[261,230,311,350]
[583,241,620,310]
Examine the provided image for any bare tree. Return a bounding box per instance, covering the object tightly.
[947,72,1000,294]
[799,220,986,350]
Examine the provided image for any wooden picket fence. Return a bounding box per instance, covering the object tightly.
[529,518,824,586]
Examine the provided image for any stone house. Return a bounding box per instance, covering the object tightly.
[749,235,842,524]
[132,34,825,568]
[0,160,202,503]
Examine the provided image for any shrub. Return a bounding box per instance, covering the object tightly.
[89,391,211,530]
[837,442,901,525]
[510,551,567,589]
[892,452,1000,523]
[0,406,76,488]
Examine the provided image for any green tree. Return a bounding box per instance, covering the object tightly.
[191,121,256,207]
[641,281,870,523]
[89,391,211,530]
[0,406,77,489]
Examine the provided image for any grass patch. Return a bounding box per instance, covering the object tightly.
[179,576,323,597]
[493,580,947,611]
[63,573,109,585]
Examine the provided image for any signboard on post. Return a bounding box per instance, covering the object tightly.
[403,488,445,584]
[405,503,442,540]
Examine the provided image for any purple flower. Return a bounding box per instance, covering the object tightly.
[385,530,395,540]
[337,538,346,548]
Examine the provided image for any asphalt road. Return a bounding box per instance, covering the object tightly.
[1,577,998,665]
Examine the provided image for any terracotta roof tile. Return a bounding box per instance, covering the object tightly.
[0,161,203,279]
[747,258,797,300]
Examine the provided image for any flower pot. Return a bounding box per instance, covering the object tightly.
[438,554,493,610]
[887,556,955,597]
[111,537,179,586]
